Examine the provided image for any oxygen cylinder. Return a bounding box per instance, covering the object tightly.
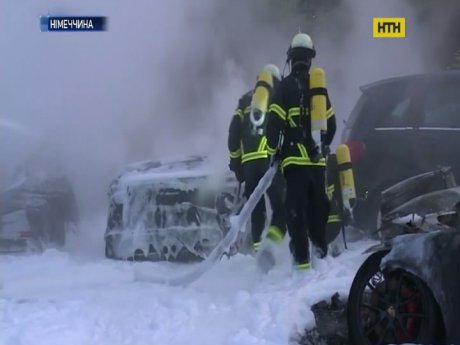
[309,68,327,147]
[250,70,273,129]
[336,144,356,213]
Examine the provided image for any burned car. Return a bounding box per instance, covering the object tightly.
[104,155,243,262]
[0,170,79,252]
[347,167,460,345]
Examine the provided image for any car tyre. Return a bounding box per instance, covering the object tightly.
[348,250,442,345]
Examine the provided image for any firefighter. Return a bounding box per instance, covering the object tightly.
[266,33,337,271]
[227,64,287,255]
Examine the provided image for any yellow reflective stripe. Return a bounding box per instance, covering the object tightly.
[244,106,251,114]
[269,103,286,120]
[295,262,311,271]
[288,107,300,117]
[234,109,243,118]
[281,157,326,170]
[326,107,335,119]
[229,149,241,158]
[297,144,308,158]
[242,151,268,163]
[328,214,341,223]
[257,137,267,152]
[267,226,284,243]
[267,145,277,155]
[327,184,335,200]
[253,241,261,251]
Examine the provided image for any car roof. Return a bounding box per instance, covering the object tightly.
[360,70,460,93]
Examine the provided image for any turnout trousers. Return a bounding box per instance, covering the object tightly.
[243,159,286,247]
[284,165,330,265]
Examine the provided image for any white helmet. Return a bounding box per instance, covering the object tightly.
[263,63,281,81]
[287,32,316,61]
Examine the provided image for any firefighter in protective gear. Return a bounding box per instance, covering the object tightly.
[227,64,287,253]
[266,33,337,271]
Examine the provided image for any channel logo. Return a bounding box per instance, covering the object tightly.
[373,18,405,38]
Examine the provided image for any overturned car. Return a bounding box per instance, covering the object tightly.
[104,155,244,262]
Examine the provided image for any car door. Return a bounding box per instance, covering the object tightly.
[413,78,460,180]
[361,81,423,188]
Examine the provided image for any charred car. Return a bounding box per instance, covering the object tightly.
[347,167,460,345]
[104,155,244,262]
[0,170,79,252]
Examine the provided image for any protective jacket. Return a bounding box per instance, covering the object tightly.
[228,90,270,165]
[266,68,336,172]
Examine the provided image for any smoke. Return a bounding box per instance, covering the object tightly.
[0,0,457,252]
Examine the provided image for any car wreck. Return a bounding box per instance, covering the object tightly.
[104,155,245,262]
[297,167,460,345]
[0,170,78,252]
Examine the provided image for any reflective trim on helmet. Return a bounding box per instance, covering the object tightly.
[269,103,287,120]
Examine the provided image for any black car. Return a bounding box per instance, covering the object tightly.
[342,70,460,233]
[347,168,460,345]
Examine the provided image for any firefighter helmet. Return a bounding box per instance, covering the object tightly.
[263,63,281,81]
[287,32,316,61]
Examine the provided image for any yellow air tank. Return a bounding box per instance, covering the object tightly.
[250,70,273,128]
[309,68,327,144]
[336,144,356,213]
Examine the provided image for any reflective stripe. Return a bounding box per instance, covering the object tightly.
[281,157,326,170]
[253,241,261,251]
[229,149,241,158]
[295,262,311,271]
[288,107,301,117]
[269,103,287,120]
[297,143,309,158]
[257,137,267,152]
[326,107,335,119]
[287,107,300,127]
[267,225,284,243]
[244,106,251,114]
[328,214,341,223]
[327,185,335,199]
[242,151,268,163]
[234,109,243,118]
[267,145,277,155]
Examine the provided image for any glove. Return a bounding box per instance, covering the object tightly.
[229,159,244,183]
[321,144,331,157]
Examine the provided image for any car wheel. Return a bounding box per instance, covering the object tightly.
[348,250,442,345]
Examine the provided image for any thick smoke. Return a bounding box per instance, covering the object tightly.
[0,0,457,253]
